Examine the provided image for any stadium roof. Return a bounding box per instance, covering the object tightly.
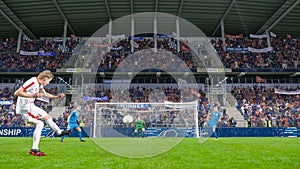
[1,0,300,38]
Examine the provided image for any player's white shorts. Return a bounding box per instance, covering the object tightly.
[134,128,145,132]
[16,102,48,124]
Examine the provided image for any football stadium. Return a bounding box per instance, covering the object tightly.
[0,0,300,168]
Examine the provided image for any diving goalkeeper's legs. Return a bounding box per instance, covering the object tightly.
[132,128,145,138]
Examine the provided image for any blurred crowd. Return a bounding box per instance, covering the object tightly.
[2,84,300,128]
[1,36,300,71]
[1,35,300,129]
[86,38,194,71]
[212,37,300,69]
[232,85,300,127]
[0,37,78,71]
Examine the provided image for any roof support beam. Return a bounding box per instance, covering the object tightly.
[212,0,236,36]
[177,0,184,17]
[130,0,134,14]
[256,0,300,34]
[0,0,36,38]
[266,0,300,32]
[176,18,180,53]
[154,14,157,53]
[104,0,112,20]
[17,29,22,53]
[130,0,135,53]
[108,19,112,44]
[52,0,75,35]
[155,0,158,12]
[0,8,20,32]
[63,20,67,48]
[131,15,134,52]
[221,20,226,51]
[130,0,134,52]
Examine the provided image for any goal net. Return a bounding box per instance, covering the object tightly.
[93,101,199,138]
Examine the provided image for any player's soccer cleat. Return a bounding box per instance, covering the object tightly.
[58,130,71,137]
[60,140,63,142]
[29,149,46,156]
[80,140,86,142]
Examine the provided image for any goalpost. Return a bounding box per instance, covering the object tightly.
[93,101,199,138]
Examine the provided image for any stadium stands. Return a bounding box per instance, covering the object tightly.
[231,84,300,128]
[0,38,78,72]
[213,37,300,69]
[1,35,300,129]
[1,36,300,71]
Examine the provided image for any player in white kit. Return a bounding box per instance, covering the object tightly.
[14,70,70,156]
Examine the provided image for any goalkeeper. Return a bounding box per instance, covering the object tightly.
[202,106,221,140]
[132,116,146,138]
[60,104,86,142]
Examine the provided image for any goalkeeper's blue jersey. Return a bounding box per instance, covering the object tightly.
[207,111,221,127]
[69,110,79,123]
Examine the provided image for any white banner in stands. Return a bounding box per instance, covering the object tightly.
[275,88,300,95]
[248,47,273,53]
[249,34,267,39]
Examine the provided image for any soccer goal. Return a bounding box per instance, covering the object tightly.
[93,101,199,138]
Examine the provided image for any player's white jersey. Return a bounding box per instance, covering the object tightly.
[16,77,44,107]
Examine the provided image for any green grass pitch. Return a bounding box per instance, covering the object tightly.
[0,137,299,169]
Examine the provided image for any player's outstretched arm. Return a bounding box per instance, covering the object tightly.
[42,89,65,99]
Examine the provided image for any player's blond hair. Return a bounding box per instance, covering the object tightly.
[38,70,54,80]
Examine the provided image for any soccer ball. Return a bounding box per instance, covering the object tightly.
[123,114,133,123]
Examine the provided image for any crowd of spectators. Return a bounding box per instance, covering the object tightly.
[87,38,194,71]
[0,37,78,71]
[1,35,300,71]
[92,36,300,71]
[2,83,300,129]
[231,85,300,128]
[1,34,300,129]
[212,37,300,69]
